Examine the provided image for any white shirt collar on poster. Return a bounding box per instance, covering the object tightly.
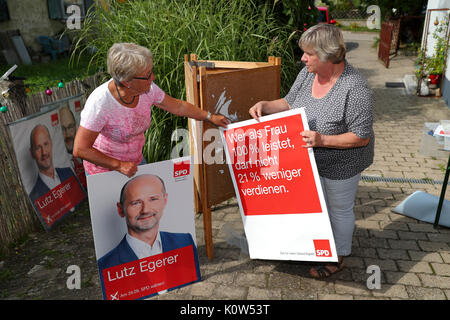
[39,169,61,190]
[126,231,163,260]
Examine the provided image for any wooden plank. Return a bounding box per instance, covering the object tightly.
[183,54,281,260]
[197,60,272,69]
[201,65,281,207]
[390,19,401,54]
[199,66,214,260]
[184,56,203,215]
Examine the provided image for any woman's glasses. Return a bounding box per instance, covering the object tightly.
[133,69,153,81]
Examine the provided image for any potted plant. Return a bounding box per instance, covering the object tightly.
[426,18,448,85]
[415,18,448,85]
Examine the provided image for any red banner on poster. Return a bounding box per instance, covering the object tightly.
[34,175,85,227]
[102,245,198,300]
[72,156,87,189]
[223,113,322,216]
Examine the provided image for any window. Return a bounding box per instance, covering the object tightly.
[48,0,94,20]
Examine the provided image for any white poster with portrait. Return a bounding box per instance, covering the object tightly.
[41,94,87,188]
[88,156,200,300]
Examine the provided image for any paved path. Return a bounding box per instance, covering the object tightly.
[179,32,450,301]
[1,31,450,300]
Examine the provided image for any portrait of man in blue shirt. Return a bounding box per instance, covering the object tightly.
[97,173,200,299]
[28,124,82,228]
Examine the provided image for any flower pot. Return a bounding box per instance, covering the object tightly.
[419,79,429,96]
[429,74,441,85]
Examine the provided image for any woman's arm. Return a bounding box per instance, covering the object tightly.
[73,126,138,177]
[301,130,370,149]
[249,98,290,120]
[156,95,229,127]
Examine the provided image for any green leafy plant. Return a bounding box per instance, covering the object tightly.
[268,0,318,56]
[416,17,449,78]
[271,0,318,31]
[0,56,95,94]
[69,0,303,163]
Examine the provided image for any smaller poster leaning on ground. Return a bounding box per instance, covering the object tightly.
[7,95,87,230]
[88,156,200,300]
[41,95,87,189]
[220,108,337,262]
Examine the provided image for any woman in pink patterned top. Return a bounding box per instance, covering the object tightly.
[73,43,228,177]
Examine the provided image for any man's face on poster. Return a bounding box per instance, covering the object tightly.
[118,175,168,234]
[30,125,53,172]
[59,107,76,154]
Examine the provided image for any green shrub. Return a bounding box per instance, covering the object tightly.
[0,56,96,94]
[70,0,299,163]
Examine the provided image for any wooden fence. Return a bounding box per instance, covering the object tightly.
[0,73,104,255]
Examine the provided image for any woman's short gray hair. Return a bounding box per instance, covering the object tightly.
[299,24,346,64]
[107,43,153,84]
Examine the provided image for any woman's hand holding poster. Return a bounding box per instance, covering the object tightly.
[220,108,337,262]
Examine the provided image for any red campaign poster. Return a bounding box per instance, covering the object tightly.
[72,156,87,189]
[43,96,87,190]
[220,108,337,262]
[34,175,86,228]
[223,110,322,215]
[102,246,197,300]
[7,96,87,231]
[88,157,200,300]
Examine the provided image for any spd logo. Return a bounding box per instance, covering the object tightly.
[51,113,59,126]
[173,160,190,180]
[74,100,82,112]
[313,239,332,257]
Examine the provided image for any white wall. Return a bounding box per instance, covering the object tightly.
[423,0,450,106]
[422,0,450,57]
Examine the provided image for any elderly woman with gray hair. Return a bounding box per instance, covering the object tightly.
[249,24,374,279]
[73,43,228,177]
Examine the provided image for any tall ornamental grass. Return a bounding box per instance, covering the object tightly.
[71,0,299,163]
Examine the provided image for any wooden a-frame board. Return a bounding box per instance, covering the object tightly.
[184,54,281,260]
